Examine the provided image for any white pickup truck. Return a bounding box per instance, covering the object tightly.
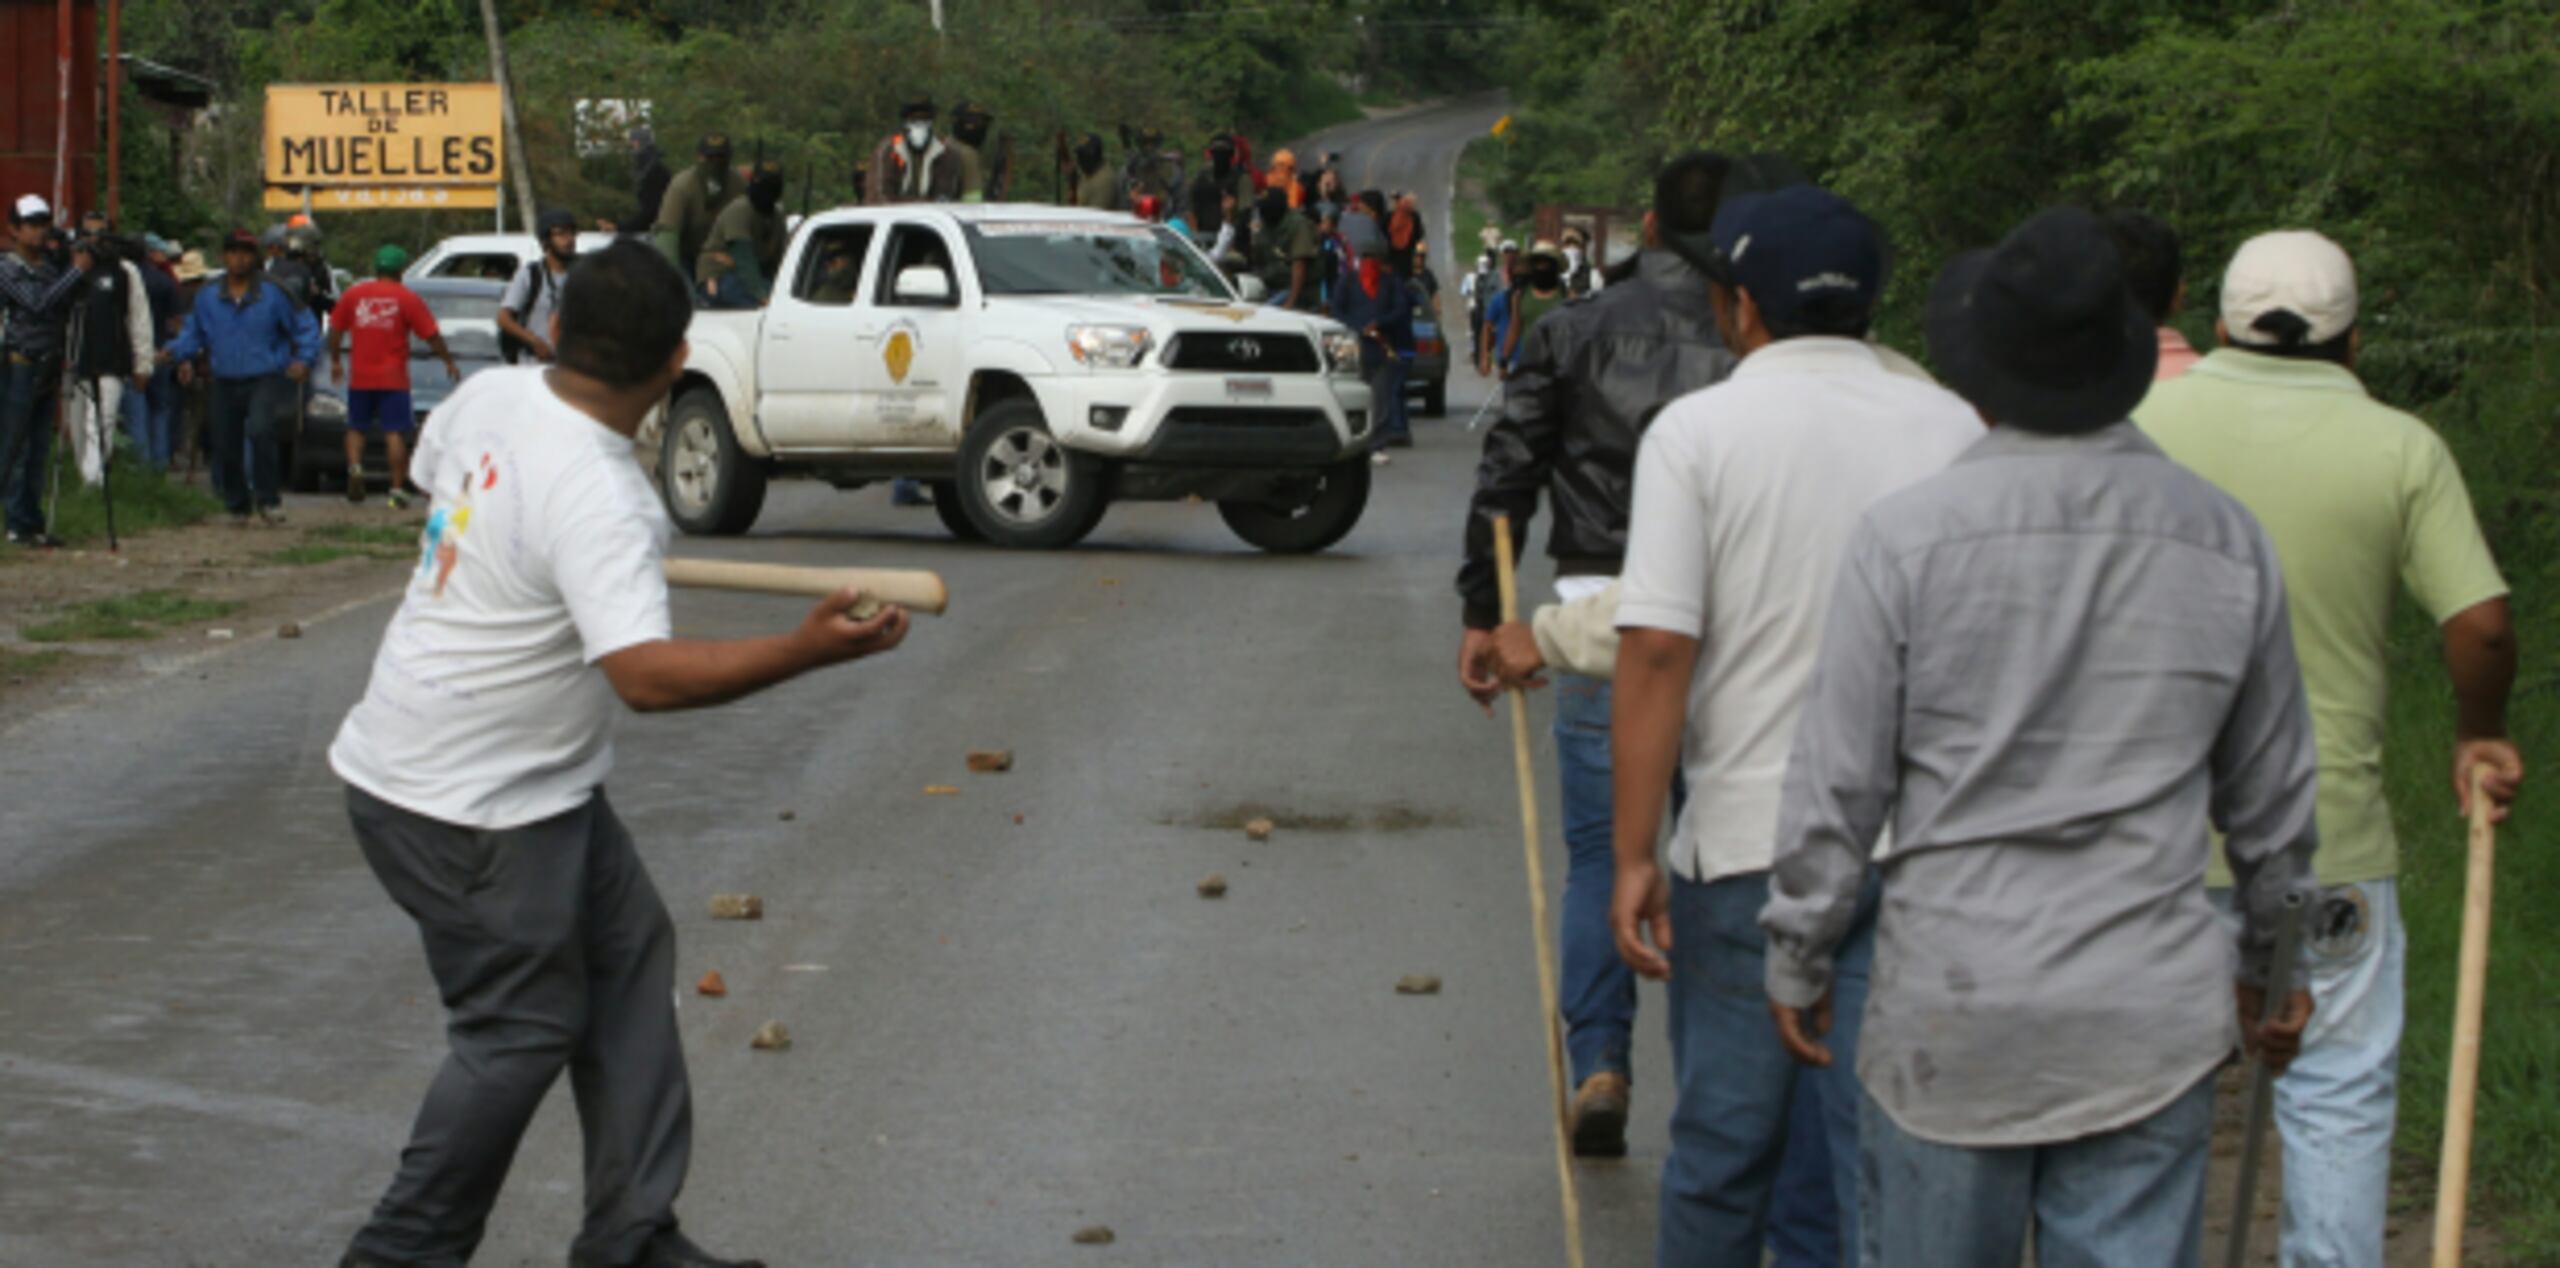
[646,204,1379,551]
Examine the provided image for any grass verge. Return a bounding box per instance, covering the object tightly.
[21,590,242,643]
[46,453,221,546]
[0,649,72,681]
[1451,135,1508,268]
[307,523,419,549]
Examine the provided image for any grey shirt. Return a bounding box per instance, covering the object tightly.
[0,250,84,361]
[1761,421,2319,1148]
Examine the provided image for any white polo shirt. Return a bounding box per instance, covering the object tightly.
[1616,337,1981,884]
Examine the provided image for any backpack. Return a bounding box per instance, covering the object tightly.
[265,257,315,312]
[499,257,552,365]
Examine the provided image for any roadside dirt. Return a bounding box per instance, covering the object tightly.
[0,490,420,726]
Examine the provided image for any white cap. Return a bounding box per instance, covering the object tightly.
[1498,238,1520,253]
[2222,230,2358,349]
[12,194,51,223]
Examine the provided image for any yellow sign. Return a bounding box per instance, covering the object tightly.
[884,331,916,383]
[265,84,504,186]
[262,185,500,212]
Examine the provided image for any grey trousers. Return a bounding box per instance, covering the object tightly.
[346,785,690,1268]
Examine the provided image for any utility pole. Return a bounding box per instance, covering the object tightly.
[479,0,539,233]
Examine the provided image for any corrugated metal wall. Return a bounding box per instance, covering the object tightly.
[0,0,101,215]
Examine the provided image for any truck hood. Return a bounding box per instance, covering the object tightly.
[1023,294,1342,338]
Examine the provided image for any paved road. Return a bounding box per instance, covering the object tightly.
[0,98,1682,1266]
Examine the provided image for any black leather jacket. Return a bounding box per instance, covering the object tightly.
[1457,250,1735,629]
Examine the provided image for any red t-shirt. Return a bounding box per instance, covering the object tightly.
[330,280,441,392]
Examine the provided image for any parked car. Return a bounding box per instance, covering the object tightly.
[403,230,618,285]
[287,278,507,492]
[645,204,1377,553]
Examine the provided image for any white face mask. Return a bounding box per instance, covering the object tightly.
[1564,246,1584,269]
[906,122,933,150]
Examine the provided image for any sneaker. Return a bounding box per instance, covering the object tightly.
[6,529,64,548]
[258,505,289,527]
[385,489,410,511]
[346,465,367,503]
[1369,450,1392,467]
[1568,1071,1631,1158]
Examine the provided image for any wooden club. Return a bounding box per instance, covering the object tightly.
[663,558,950,616]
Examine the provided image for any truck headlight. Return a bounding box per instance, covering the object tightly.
[1066,324,1154,369]
[1322,329,1363,374]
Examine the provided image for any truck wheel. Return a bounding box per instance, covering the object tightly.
[1218,457,1370,554]
[928,481,984,541]
[660,387,767,536]
[1420,381,1447,418]
[957,399,1108,549]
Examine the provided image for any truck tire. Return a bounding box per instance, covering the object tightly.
[928,481,984,541]
[956,399,1109,549]
[1217,457,1370,554]
[659,387,767,536]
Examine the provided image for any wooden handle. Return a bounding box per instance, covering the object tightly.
[663,558,949,616]
[2432,766,2498,1267]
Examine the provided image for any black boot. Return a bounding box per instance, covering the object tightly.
[571,1228,765,1268]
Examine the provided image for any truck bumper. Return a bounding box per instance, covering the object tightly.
[1033,373,1374,467]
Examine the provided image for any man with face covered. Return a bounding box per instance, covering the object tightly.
[1187,133,1255,246]
[654,135,735,274]
[870,98,963,206]
[698,162,790,309]
[948,101,1007,203]
[1249,188,1322,313]
[1122,127,1182,208]
[1067,133,1119,211]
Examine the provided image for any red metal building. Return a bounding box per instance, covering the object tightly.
[0,0,102,216]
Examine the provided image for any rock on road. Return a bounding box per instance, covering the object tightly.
[0,98,1680,1266]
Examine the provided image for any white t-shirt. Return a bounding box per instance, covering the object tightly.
[1616,337,1981,883]
[330,368,672,829]
[500,259,568,359]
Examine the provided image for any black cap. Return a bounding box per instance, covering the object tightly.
[699,133,732,157]
[901,97,935,120]
[1705,186,1886,326]
[1925,207,2158,434]
[537,208,578,236]
[220,228,259,253]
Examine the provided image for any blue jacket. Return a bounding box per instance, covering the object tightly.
[1330,266,1413,371]
[164,276,320,381]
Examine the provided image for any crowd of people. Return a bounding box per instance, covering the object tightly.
[1456,153,2524,1267]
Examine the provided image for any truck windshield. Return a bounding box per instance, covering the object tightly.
[965,222,1234,300]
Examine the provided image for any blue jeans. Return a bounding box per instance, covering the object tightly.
[1552,674,1634,1087]
[124,369,181,470]
[0,355,61,536]
[2211,880,2402,1268]
[1365,355,1411,449]
[1658,869,1876,1268]
[1769,1075,1842,1268]
[208,374,291,515]
[1862,1070,2216,1268]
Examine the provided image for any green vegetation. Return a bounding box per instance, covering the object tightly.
[0,650,73,682]
[46,454,223,547]
[22,591,242,643]
[266,543,384,566]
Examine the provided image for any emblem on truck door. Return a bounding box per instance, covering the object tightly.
[884,330,917,384]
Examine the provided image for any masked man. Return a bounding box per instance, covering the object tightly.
[950,101,1008,203]
[654,134,735,273]
[698,162,790,310]
[1068,134,1119,211]
[870,98,962,206]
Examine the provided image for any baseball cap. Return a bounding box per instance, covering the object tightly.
[375,243,411,273]
[2221,229,2357,349]
[1705,185,1884,326]
[11,194,51,224]
[537,208,578,236]
[143,232,178,256]
[221,228,260,253]
[1497,238,1519,254]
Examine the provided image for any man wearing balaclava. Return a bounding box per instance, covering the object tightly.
[625,125,671,237]
[1249,188,1322,312]
[654,134,735,272]
[1187,133,1255,245]
[870,97,962,206]
[1068,133,1119,211]
[698,161,790,309]
[1121,127,1181,206]
[949,101,1007,203]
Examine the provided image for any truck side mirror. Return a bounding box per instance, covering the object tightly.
[894,266,954,305]
[1235,275,1268,303]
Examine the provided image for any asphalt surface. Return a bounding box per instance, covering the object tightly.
[0,98,1691,1266]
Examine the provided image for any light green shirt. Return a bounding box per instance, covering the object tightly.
[2137,349,2507,885]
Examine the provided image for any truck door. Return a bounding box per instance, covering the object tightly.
[846,222,969,448]
[755,222,878,448]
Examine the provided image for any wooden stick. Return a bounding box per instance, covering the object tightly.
[1492,514,1586,1268]
[663,558,950,616]
[2432,766,2499,1268]
[2225,890,2307,1268]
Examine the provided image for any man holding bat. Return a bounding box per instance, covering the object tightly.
[329,241,908,1268]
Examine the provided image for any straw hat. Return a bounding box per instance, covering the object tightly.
[173,249,211,281]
